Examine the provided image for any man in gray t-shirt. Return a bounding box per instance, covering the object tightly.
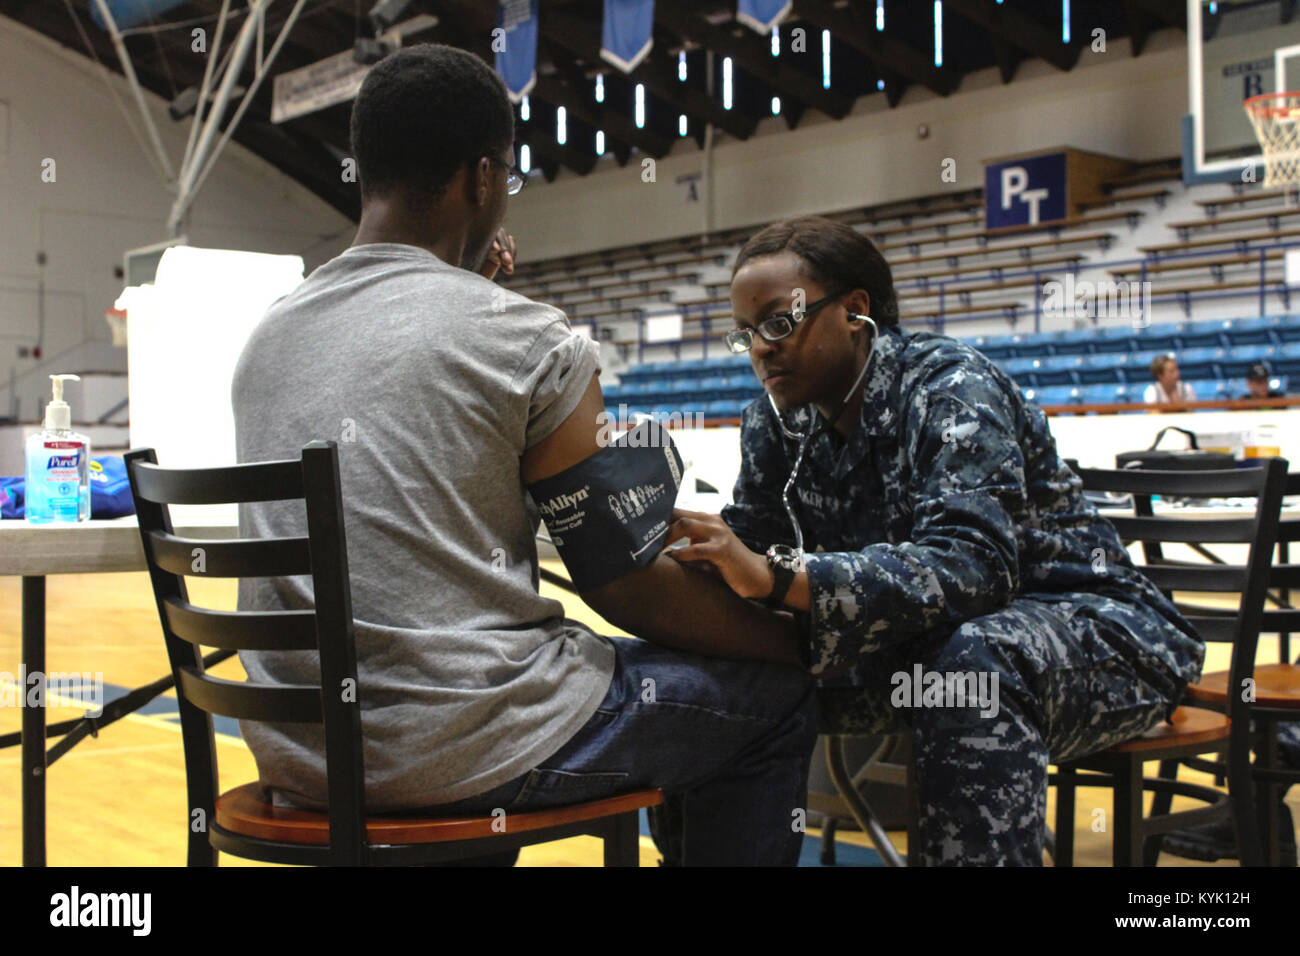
[232,44,817,865]
[234,243,615,809]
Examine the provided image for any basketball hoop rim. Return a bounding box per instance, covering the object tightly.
[1244,91,1300,119]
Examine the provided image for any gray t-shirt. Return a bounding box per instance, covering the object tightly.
[230,243,614,811]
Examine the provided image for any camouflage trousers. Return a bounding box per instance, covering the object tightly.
[819,595,1181,866]
[1281,722,1300,774]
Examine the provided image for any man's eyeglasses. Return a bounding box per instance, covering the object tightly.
[488,155,527,195]
[723,291,844,354]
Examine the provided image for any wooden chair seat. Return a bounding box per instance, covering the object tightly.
[1104,706,1230,754]
[1185,663,1300,709]
[215,782,664,846]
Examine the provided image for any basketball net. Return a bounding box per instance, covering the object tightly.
[1245,92,1300,206]
[105,308,127,347]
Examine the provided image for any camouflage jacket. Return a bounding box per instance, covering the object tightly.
[721,325,1204,698]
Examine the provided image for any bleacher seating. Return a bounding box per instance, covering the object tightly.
[501,168,1300,422]
[601,315,1300,421]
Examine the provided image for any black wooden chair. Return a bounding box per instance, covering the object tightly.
[1051,459,1289,867]
[125,441,661,867]
[1148,470,1300,865]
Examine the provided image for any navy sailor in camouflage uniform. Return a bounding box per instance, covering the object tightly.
[666,216,1204,866]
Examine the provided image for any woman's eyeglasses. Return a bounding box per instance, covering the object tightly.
[487,156,527,195]
[723,291,844,354]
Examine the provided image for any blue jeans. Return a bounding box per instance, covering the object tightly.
[420,634,820,866]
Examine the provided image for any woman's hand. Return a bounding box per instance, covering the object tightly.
[665,508,774,601]
[479,228,517,280]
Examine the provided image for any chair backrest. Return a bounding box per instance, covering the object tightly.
[1077,460,1289,730]
[125,441,366,865]
[1271,471,1300,661]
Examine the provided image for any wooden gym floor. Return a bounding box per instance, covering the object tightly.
[1,568,1293,867]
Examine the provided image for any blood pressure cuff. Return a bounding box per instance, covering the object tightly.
[529,419,684,591]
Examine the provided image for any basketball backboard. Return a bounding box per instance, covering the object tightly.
[1185,0,1300,185]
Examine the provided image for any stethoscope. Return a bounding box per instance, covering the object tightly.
[766,314,879,565]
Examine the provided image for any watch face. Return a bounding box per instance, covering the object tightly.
[767,544,805,572]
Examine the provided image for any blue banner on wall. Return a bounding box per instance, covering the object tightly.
[495,0,539,103]
[90,0,189,31]
[736,0,793,33]
[601,0,655,73]
[984,153,1068,230]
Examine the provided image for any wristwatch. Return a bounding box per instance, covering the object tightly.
[764,544,805,608]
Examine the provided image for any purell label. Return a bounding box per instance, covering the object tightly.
[44,442,82,476]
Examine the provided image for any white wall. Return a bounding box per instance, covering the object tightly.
[504,30,1190,260]
[0,14,354,428]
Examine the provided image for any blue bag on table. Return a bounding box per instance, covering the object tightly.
[0,455,136,519]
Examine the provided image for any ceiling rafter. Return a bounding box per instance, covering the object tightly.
[944,0,1081,73]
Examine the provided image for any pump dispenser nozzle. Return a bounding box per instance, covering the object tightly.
[44,374,81,430]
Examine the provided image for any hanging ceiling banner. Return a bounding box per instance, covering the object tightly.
[736,0,792,33]
[600,0,655,73]
[90,0,189,31]
[495,0,539,103]
[271,28,400,124]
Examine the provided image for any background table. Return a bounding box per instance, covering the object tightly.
[1,516,238,866]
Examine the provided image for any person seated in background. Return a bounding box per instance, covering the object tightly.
[231,44,817,867]
[1240,362,1287,405]
[665,216,1204,866]
[1143,353,1196,405]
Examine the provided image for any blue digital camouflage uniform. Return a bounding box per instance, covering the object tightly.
[721,323,1206,866]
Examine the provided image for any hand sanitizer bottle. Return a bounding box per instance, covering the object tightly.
[25,374,91,523]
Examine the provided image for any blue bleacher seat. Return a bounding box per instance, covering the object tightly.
[1078,383,1128,405]
[1077,352,1127,384]
[1045,327,1100,355]
[971,334,1019,360]
[1000,357,1041,385]
[1030,385,1079,407]
[1277,315,1300,344]
[1218,344,1278,379]
[1274,341,1300,376]
[693,375,727,400]
[1133,321,1185,353]
[1174,319,1231,350]
[1174,347,1225,381]
[704,399,746,418]
[1182,380,1218,402]
[1223,315,1283,347]
[1034,355,1084,386]
[1013,338,1054,359]
[1091,325,1139,354]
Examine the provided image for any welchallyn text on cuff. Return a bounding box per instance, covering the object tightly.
[528,419,684,591]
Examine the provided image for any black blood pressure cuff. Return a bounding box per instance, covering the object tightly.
[529,419,684,592]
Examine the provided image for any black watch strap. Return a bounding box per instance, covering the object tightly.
[765,562,796,608]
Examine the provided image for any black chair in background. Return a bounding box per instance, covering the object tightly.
[125,440,661,866]
[1052,459,1288,867]
[1151,470,1300,865]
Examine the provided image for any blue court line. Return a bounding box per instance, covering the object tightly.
[100,681,244,739]
[99,684,884,865]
